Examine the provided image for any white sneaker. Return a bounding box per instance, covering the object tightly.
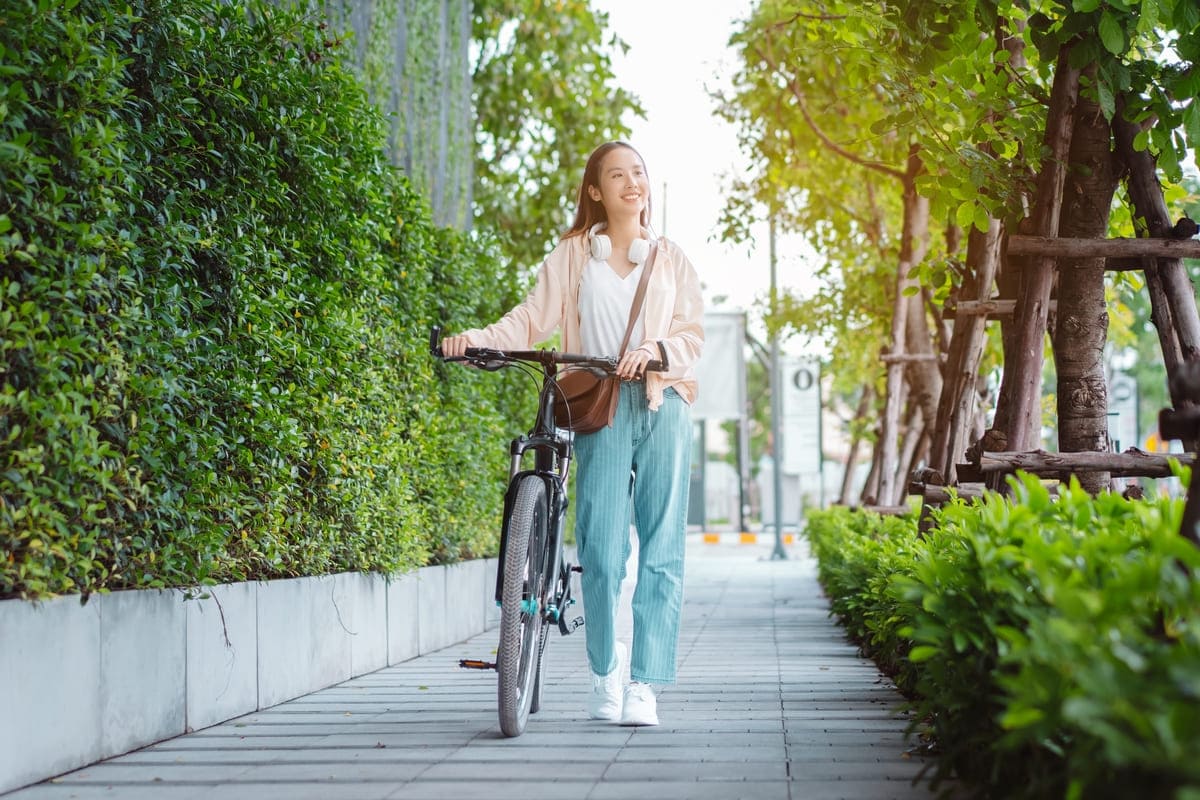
[620,681,658,726]
[587,641,627,720]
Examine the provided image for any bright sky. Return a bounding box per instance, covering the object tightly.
[590,0,818,325]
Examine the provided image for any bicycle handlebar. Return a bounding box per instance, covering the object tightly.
[429,326,666,374]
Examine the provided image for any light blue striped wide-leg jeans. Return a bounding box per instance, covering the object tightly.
[573,382,692,685]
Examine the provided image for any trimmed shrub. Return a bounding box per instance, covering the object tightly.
[804,474,1200,798]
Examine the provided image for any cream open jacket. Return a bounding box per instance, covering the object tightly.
[461,234,704,411]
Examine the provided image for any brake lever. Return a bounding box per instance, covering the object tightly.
[474,359,508,372]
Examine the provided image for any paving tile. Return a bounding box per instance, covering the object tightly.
[613,745,790,762]
[51,762,248,783]
[385,780,597,800]
[210,781,405,800]
[2,786,210,800]
[586,779,792,800]
[602,761,790,780]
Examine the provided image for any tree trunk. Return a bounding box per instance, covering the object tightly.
[895,411,929,506]
[860,429,883,506]
[904,286,941,432]
[994,50,1081,459]
[879,146,930,506]
[1052,77,1117,494]
[838,386,874,505]
[987,17,1030,451]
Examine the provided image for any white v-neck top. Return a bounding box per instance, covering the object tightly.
[578,256,645,358]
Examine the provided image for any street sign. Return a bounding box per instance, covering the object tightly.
[782,358,821,475]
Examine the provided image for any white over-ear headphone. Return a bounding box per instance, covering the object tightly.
[589,223,650,264]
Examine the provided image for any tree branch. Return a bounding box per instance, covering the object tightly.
[751,43,906,181]
[770,11,849,31]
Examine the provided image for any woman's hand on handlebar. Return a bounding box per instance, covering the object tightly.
[440,333,472,359]
[617,347,656,380]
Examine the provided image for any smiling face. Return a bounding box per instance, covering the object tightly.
[587,146,650,226]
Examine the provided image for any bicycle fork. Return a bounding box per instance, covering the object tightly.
[459,474,582,672]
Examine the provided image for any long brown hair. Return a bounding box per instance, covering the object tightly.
[563,142,652,240]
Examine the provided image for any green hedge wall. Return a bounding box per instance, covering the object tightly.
[1,0,527,600]
[804,476,1200,799]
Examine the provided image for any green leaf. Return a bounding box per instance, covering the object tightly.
[1072,0,1101,11]
[973,204,991,234]
[955,200,975,231]
[1183,101,1200,150]
[1175,0,1200,31]
[1000,706,1045,729]
[1098,11,1126,55]
[908,645,939,663]
[1095,76,1116,120]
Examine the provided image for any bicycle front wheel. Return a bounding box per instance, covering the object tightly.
[497,475,550,737]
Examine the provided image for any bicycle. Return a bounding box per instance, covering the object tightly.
[429,326,664,737]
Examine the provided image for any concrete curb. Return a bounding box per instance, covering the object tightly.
[0,558,498,795]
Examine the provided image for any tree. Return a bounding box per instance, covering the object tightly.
[720,0,1200,497]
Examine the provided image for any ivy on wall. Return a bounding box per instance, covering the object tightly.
[302,0,475,228]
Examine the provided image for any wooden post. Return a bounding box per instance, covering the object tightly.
[930,220,1003,481]
[1113,109,1200,449]
[979,449,1196,478]
[860,430,883,505]
[1001,51,1081,457]
[897,419,930,506]
[1161,363,1200,546]
[1007,236,1200,259]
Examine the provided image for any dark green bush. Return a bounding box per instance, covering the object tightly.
[804,475,1200,799]
[2,0,526,599]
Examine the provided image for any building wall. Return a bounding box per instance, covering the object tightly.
[304,0,474,229]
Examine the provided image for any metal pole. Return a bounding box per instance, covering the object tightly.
[769,219,788,560]
[661,181,668,237]
[816,360,825,509]
[738,312,751,533]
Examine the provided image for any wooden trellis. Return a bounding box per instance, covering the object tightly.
[896,61,1200,516]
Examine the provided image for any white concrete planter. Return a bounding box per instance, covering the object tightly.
[0,557,499,795]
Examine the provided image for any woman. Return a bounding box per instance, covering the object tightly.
[441,141,703,726]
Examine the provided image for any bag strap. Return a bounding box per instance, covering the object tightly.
[617,241,658,357]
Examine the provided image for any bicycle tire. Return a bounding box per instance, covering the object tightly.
[497,475,549,737]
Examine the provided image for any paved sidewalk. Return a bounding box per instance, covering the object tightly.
[5,537,952,800]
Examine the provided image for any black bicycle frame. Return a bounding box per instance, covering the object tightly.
[493,356,573,623]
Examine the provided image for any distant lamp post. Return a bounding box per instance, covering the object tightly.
[769,217,787,561]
